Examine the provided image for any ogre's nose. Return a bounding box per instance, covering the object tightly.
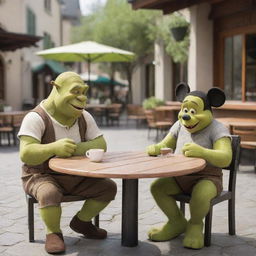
[182,114,191,120]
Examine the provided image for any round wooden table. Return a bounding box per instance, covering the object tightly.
[49,151,206,247]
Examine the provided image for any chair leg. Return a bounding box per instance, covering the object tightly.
[28,197,35,242]
[94,214,99,228]
[254,150,256,173]
[180,202,185,215]
[204,207,213,247]
[228,198,236,235]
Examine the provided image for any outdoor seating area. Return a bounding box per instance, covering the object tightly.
[0,111,26,146]
[1,0,256,255]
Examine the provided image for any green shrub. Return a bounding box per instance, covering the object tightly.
[142,96,165,110]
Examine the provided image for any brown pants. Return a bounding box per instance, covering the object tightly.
[22,172,117,208]
[174,165,223,195]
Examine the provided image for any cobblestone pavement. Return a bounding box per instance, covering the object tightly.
[0,119,256,256]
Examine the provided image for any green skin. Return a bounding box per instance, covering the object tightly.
[19,72,109,235]
[147,95,232,249]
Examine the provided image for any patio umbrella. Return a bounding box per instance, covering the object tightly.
[80,72,128,87]
[36,41,135,83]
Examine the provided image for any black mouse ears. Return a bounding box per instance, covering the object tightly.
[175,83,226,107]
[175,83,190,102]
[207,87,226,107]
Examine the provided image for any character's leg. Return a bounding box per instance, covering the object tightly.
[148,177,187,241]
[37,183,63,234]
[37,183,65,254]
[70,178,117,239]
[183,179,217,249]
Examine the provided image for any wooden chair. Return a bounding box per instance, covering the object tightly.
[12,113,26,145]
[0,115,14,146]
[174,135,241,247]
[126,104,146,127]
[231,124,256,172]
[145,109,171,140]
[26,194,99,242]
[108,104,122,126]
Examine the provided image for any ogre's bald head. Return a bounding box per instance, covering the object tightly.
[52,71,84,89]
[45,71,89,125]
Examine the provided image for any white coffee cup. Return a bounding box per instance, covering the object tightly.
[86,149,104,162]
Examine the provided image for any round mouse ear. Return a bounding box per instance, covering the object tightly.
[175,83,190,102]
[207,87,226,107]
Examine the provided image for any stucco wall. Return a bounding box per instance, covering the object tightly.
[188,3,213,92]
[154,39,173,101]
[0,0,62,110]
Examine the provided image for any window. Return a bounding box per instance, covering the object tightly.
[224,34,256,101]
[43,32,54,49]
[44,0,51,13]
[26,7,36,35]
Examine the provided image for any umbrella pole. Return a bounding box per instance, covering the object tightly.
[88,59,91,86]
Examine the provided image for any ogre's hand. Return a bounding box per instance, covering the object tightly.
[182,143,205,158]
[51,138,77,157]
[146,144,161,156]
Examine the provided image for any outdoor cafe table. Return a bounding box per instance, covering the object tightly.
[49,151,206,247]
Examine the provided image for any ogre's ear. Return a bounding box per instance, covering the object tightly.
[207,87,226,107]
[175,83,190,102]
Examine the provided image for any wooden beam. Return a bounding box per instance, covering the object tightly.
[131,0,225,13]
[132,0,171,10]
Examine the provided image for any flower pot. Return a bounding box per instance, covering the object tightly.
[171,26,188,42]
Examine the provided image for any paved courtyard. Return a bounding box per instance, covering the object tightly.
[0,119,256,256]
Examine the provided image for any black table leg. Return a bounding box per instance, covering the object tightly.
[121,179,138,247]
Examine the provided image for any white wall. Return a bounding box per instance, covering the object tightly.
[132,64,145,104]
[188,3,213,92]
[154,39,173,101]
[0,0,62,110]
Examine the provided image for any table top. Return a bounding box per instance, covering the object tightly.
[49,151,206,179]
[0,111,27,116]
[217,117,256,127]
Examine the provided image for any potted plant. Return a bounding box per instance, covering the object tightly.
[169,13,189,42]
[142,96,165,110]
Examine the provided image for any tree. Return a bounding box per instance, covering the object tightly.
[72,0,160,103]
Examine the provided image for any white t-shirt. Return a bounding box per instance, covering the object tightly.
[18,104,102,143]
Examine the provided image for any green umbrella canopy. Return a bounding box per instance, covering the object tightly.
[36,41,135,83]
[36,41,135,63]
[80,72,127,87]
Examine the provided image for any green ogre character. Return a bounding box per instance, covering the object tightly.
[146,83,232,249]
[18,71,117,254]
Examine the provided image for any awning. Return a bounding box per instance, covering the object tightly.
[129,0,211,14]
[0,28,41,51]
[32,60,67,74]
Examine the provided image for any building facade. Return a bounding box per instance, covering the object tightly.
[130,0,256,107]
[0,0,80,110]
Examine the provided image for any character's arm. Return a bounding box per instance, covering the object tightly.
[182,137,232,167]
[146,133,177,156]
[73,135,107,156]
[19,135,77,165]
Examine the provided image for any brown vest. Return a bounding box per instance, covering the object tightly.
[22,105,87,174]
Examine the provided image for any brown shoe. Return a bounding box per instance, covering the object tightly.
[45,233,65,254]
[70,215,107,239]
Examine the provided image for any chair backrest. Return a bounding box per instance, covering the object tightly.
[126,104,144,116]
[224,135,241,193]
[145,109,156,127]
[13,113,26,127]
[231,125,256,142]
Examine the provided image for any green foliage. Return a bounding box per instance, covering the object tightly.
[149,13,190,63]
[142,96,165,110]
[72,0,160,58]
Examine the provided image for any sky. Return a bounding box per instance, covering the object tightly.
[79,0,107,16]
